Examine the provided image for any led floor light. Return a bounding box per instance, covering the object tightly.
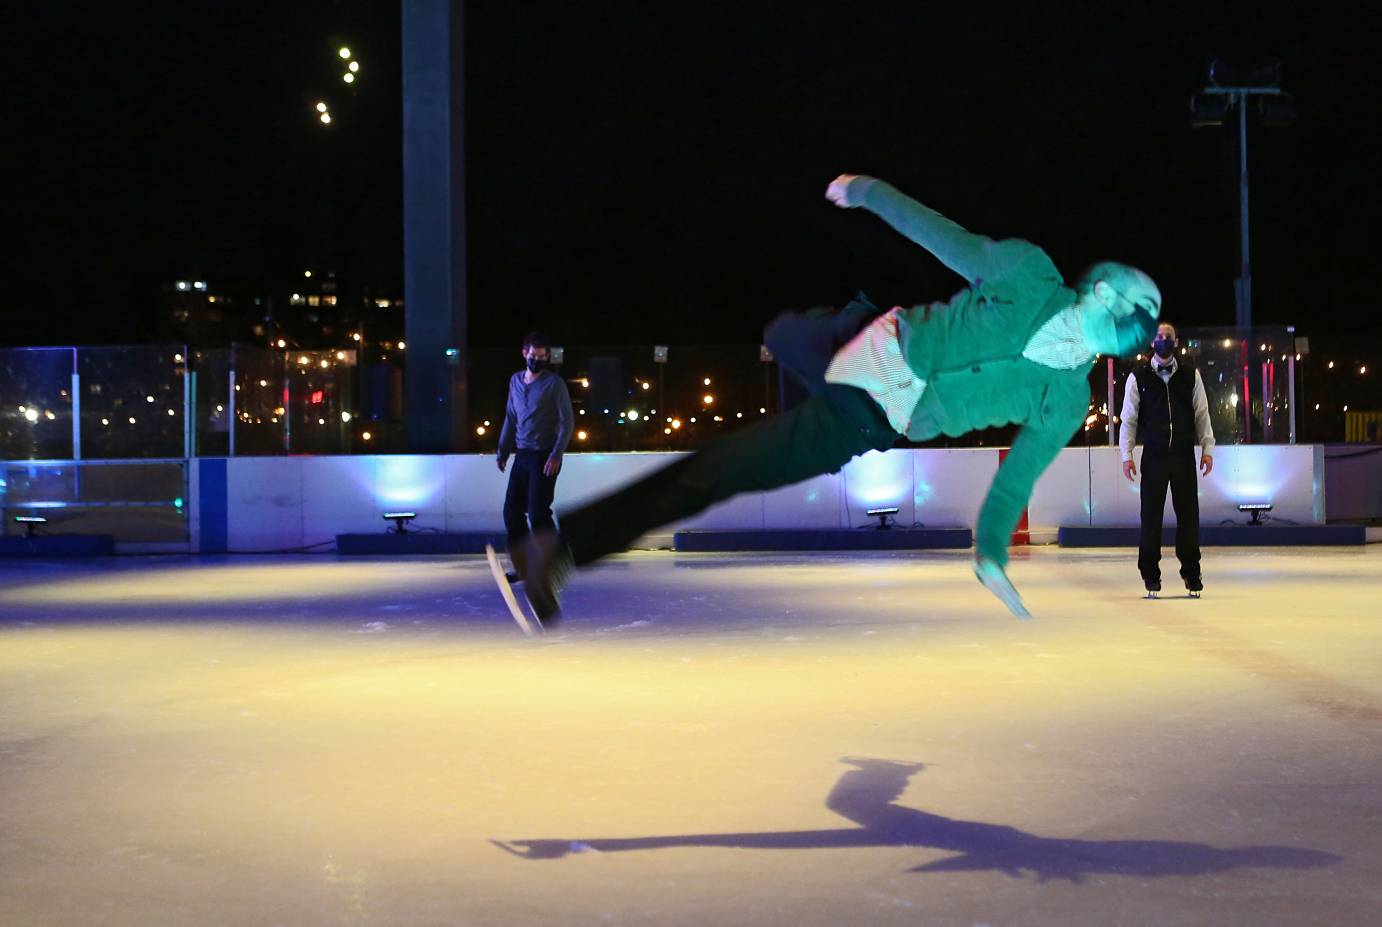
[1238,502,1273,526]
[866,506,900,530]
[383,512,417,534]
[14,515,47,538]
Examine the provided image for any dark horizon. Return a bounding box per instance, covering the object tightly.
[5,1,1380,349]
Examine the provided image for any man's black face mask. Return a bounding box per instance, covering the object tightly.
[1152,337,1175,360]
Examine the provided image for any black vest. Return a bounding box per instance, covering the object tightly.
[1133,359,1196,451]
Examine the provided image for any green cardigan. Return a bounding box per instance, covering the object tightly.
[845,178,1092,565]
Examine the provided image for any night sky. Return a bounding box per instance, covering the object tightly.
[5,1,1380,349]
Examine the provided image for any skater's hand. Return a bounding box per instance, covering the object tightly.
[543,456,562,477]
[497,457,507,472]
[825,174,859,207]
[1200,453,1213,477]
[1122,459,1137,482]
[974,557,1032,620]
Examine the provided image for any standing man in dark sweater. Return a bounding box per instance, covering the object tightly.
[498,332,574,581]
[1119,322,1215,597]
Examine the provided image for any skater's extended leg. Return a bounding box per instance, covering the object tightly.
[764,293,881,396]
[558,385,894,566]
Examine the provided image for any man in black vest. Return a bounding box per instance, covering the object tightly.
[1119,322,1215,597]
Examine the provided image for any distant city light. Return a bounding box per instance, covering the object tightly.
[1328,361,1335,369]
[336,351,346,360]
[304,270,313,277]
[318,418,326,426]
[348,61,359,73]
[319,359,329,368]
[128,417,136,424]
[736,412,743,418]
[690,417,697,423]
[298,356,309,365]
[320,113,332,125]
[216,405,223,413]
[576,430,588,441]
[146,395,155,403]
[759,407,767,414]
[315,102,327,113]
[351,333,361,342]
[580,378,590,388]
[641,382,651,390]
[362,431,372,441]
[194,281,206,290]
[671,419,682,429]
[1222,339,1232,348]
[101,418,109,426]
[338,47,352,59]
[702,394,714,405]
[343,73,355,84]
[475,426,486,436]
[259,379,268,387]
[167,409,176,416]
[703,377,712,386]
[341,412,352,423]
[1363,366,1369,375]
[176,281,189,291]
[397,341,406,350]
[627,410,639,421]
[664,427,672,435]
[173,353,183,363]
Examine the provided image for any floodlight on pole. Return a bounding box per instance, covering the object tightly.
[1189,58,1296,332]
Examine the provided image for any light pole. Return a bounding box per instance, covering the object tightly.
[1189,59,1296,332]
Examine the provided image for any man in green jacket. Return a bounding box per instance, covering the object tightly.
[517,174,1161,625]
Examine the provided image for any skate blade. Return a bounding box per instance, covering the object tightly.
[486,545,540,637]
[1144,591,1159,599]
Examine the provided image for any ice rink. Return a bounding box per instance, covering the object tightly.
[2,546,1380,926]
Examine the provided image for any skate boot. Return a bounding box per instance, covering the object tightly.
[523,530,573,627]
[1143,579,1161,600]
[1184,575,1203,599]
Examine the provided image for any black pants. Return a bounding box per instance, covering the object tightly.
[1137,444,1201,586]
[559,297,896,566]
[503,448,559,547]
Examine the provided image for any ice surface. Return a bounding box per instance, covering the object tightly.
[1,547,1380,926]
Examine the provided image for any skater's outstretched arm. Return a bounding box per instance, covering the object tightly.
[826,174,1042,286]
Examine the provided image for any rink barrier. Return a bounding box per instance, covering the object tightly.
[0,535,115,557]
[1058,525,1365,547]
[673,528,972,551]
[337,532,505,555]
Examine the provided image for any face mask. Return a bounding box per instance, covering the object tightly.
[526,357,548,373]
[1152,337,1174,360]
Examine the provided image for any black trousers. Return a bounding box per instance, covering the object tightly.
[503,448,559,546]
[558,297,896,566]
[1137,444,1201,586]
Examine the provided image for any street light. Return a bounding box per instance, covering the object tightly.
[1189,58,1296,331]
